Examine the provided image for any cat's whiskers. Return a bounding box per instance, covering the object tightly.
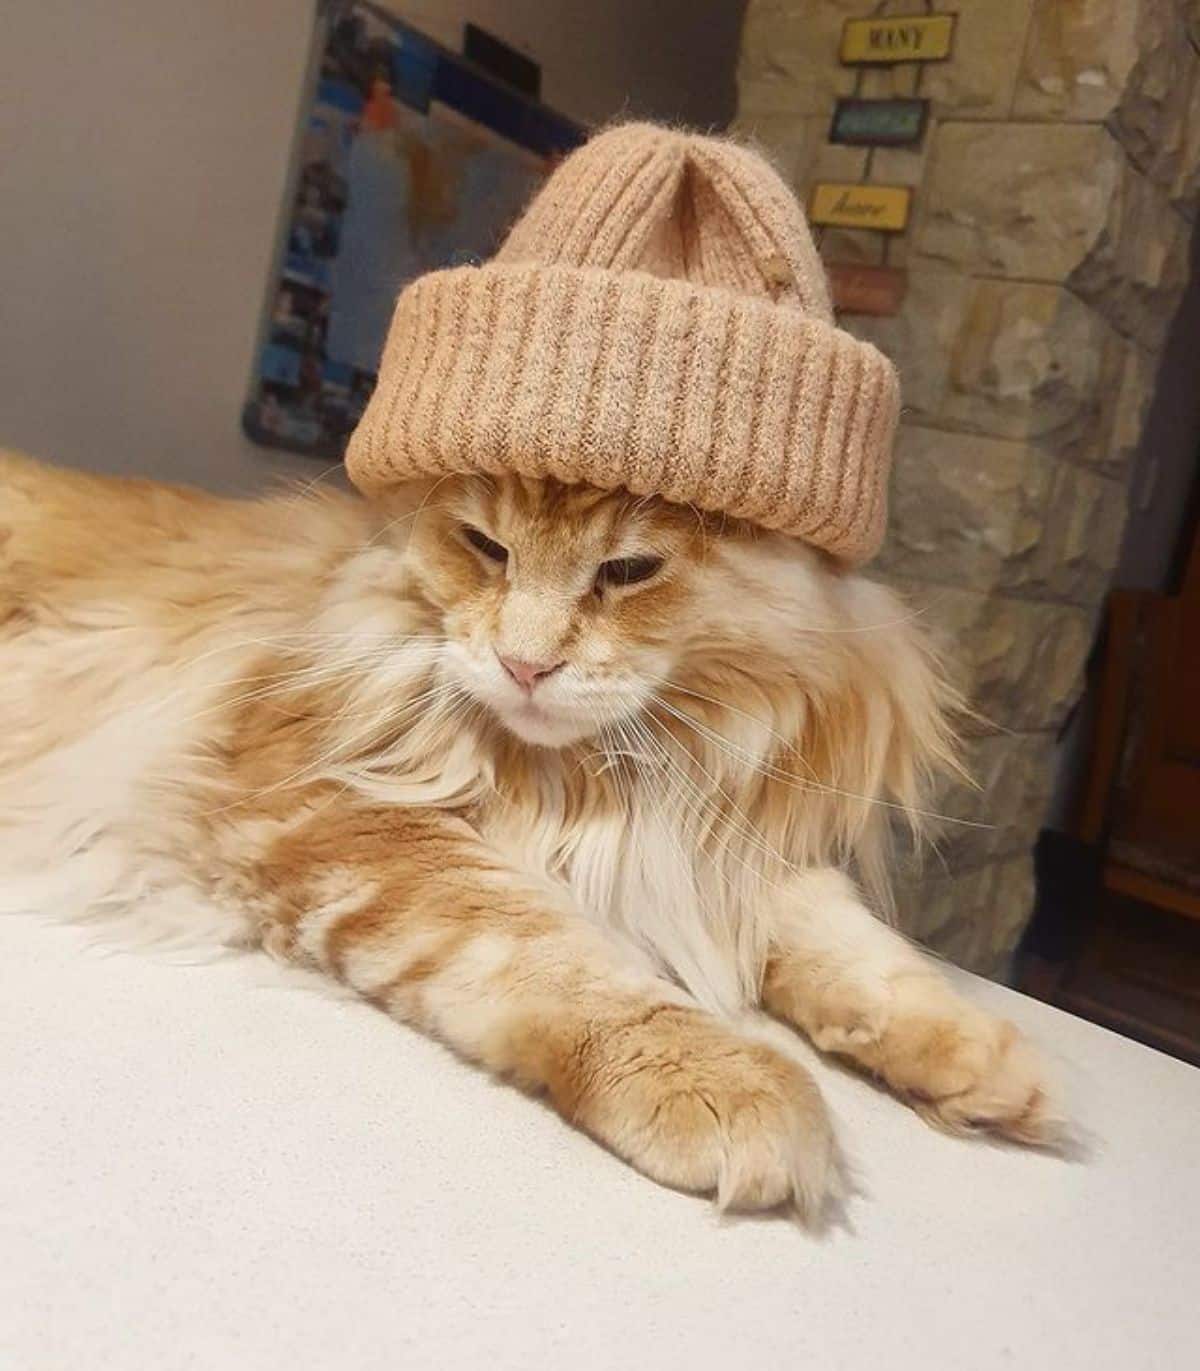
[666,664,972,791]
[366,474,459,548]
[338,676,474,756]
[169,649,439,729]
[639,710,807,886]
[191,632,448,714]
[130,630,449,730]
[286,682,477,827]
[324,679,462,759]
[323,685,473,795]
[614,715,748,960]
[648,684,987,831]
[197,676,460,817]
[258,667,454,726]
[276,461,348,508]
[625,713,796,900]
[146,628,447,678]
[582,701,812,897]
[618,715,725,900]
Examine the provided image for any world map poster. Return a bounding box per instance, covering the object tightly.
[244,1,582,459]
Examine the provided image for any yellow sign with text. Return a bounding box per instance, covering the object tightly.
[840,14,955,64]
[809,183,912,233]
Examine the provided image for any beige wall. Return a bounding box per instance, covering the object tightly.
[0,0,744,492]
[1,1,316,492]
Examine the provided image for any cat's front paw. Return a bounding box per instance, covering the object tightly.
[874,982,1062,1146]
[572,1008,838,1218]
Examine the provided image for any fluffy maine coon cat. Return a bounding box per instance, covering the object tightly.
[0,450,1058,1216]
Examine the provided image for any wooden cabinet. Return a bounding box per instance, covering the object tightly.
[1022,509,1200,1061]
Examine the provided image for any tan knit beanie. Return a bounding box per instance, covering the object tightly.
[345,122,899,562]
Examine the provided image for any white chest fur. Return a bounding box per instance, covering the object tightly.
[479,771,768,1015]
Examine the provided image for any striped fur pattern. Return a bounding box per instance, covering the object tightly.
[0,452,1061,1218]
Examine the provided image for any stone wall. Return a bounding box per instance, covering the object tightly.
[735,0,1200,975]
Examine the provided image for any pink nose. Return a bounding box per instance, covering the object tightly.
[497,654,563,692]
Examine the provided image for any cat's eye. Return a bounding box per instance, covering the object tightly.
[595,555,664,590]
[461,525,508,565]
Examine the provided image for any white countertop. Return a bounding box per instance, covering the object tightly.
[2,913,1197,1371]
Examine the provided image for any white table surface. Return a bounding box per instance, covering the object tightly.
[2,913,1198,1371]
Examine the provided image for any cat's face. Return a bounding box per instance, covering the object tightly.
[397,475,771,748]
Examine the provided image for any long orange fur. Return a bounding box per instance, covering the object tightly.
[0,451,1060,1216]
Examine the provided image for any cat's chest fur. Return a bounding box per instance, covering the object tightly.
[477,768,767,1014]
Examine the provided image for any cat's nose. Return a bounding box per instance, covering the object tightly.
[497,654,564,692]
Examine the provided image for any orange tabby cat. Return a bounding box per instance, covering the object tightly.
[0,450,1058,1216]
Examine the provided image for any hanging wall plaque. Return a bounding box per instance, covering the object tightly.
[827,263,908,316]
[829,97,928,147]
[840,13,955,64]
[809,183,912,232]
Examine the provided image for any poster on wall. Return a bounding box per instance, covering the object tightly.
[244,1,583,460]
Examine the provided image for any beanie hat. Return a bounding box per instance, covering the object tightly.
[345,122,899,562]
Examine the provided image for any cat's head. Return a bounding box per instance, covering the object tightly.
[325,471,963,901]
[384,474,954,763]
[389,476,711,747]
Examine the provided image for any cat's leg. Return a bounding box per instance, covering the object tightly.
[259,806,837,1215]
[761,868,1060,1144]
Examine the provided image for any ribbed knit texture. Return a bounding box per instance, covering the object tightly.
[345,123,900,562]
